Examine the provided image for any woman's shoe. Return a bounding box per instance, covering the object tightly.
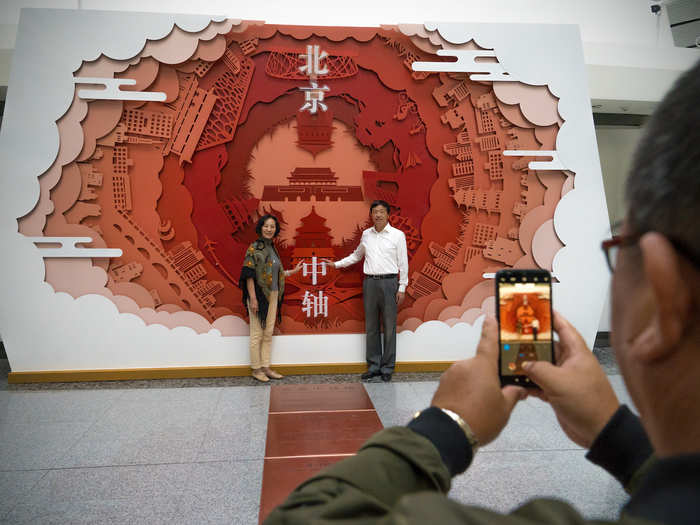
[252,369,270,382]
[265,369,284,380]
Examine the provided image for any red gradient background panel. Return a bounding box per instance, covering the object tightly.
[33,23,568,335]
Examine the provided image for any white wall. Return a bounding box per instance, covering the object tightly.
[1,0,699,107]
[594,125,645,331]
[0,0,673,43]
[0,0,679,43]
[595,126,645,226]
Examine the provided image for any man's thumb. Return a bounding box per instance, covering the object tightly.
[522,360,559,391]
[502,385,526,413]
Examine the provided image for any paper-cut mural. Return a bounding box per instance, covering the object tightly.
[18,22,570,336]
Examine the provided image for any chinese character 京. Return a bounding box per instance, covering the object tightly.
[302,290,329,318]
[299,82,330,114]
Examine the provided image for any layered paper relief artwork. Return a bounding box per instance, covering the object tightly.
[18,21,573,336]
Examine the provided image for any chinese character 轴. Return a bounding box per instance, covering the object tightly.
[302,290,329,318]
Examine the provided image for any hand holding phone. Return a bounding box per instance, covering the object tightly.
[522,312,620,448]
[496,269,554,388]
[431,318,526,445]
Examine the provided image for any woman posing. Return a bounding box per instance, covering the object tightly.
[239,215,302,382]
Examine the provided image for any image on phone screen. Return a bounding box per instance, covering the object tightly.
[497,271,553,384]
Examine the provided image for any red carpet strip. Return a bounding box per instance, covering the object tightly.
[258,383,383,522]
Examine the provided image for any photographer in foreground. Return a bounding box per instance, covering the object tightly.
[265,59,700,525]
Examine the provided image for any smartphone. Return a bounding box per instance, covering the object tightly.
[495,269,554,388]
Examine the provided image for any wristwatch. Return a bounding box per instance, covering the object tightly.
[413,407,480,453]
[409,406,479,475]
[439,407,480,453]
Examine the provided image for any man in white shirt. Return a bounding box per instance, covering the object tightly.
[326,200,409,382]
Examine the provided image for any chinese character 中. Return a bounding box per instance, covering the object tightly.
[302,256,327,285]
[302,290,328,318]
[299,45,328,77]
[299,82,330,114]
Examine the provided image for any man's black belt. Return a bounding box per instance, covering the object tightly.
[366,274,398,279]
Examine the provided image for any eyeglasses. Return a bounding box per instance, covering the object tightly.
[601,233,640,272]
[601,227,700,273]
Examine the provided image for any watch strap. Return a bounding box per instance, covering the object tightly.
[407,406,477,476]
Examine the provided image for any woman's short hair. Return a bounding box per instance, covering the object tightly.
[256,214,281,238]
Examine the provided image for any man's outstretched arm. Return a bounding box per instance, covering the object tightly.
[331,236,366,269]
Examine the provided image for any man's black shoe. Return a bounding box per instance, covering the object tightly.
[361,371,380,381]
[382,373,392,382]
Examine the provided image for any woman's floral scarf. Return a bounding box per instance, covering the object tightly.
[238,238,285,327]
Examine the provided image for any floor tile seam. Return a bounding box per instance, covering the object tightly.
[0,469,51,520]
[0,389,125,424]
[16,494,184,507]
[0,467,56,473]
[477,447,584,454]
[193,386,227,461]
[268,408,377,415]
[11,459,234,472]
[186,457,263,466]
[0,457,267,474]
[264,453,356,460]
[46,403,117,469]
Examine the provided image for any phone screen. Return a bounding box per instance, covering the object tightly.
[497,270,553,386]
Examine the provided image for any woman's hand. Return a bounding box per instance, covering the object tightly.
[285,261,304,277]
[249,297,259,314]
[246,277,258,314]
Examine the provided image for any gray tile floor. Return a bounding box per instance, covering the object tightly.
[0,348,632,524]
